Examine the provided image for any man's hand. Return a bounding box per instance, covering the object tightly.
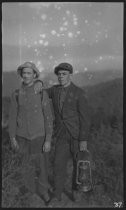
[79,141,87,151]
[10,137,19,151]
[34,80,43,94]
[43,141,51,152]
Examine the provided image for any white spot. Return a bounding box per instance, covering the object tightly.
[89,3,92,7]
[68,32,73,38]
[34,41,37,45]
[97,31,101,35]
[81,38,85,42]
[109,55,114,59]
[29,3,51,9]
[63,17,66,21]
[85,20,88,24]
[66,10,70,15]
[74,21,78,25]
[84,67,88,71]
[49,55,53,60]
[73,17,78,22]
[105,33,108,38]
[41,14,47,20]
[98,11,102,16]
[95,21,100,26]
[60,27,64,32]
[75,70,79,73]
[39,40,43,44]
[54,4,61,10]
[51,30,57,35]
[77,31,80,35]
[73,14,77,18]
[63,21,68,26]
[63,27,67,31]
[40,34,46,38]
[44,41,49,46]
[88,74,93,80]
[62,43,66,47]
[96,34,99,39]
[37,60,41,66]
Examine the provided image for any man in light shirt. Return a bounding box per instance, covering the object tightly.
[9,61,53,206]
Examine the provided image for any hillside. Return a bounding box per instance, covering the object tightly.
[84,77,123,114]
[2,78,123,207]
[2,71,21,97]
[2,68,123,96]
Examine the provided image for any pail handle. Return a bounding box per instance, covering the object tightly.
[76,148,90,160]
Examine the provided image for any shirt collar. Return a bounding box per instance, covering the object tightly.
[21,81,35,90]
[59,81,71,89]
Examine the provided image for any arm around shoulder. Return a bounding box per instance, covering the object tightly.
[42,90,53,142]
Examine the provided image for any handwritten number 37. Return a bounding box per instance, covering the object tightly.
[114,202,123,208]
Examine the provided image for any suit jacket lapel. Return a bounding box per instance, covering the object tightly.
[61,83,74,114]
[56,86,62,113]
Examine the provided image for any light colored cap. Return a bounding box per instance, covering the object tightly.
[17,61,40,78]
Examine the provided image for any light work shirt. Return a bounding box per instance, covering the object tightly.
[9,83,53,140]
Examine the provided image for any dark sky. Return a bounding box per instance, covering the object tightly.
[2,2,123,73]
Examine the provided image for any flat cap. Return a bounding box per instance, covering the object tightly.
[17,61,40,78]
[54,62,73,75]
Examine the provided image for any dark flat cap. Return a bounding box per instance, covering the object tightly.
[17,61,40,78]
[54,62,73,75]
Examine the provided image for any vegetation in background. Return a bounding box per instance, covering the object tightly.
[2,78,123,207]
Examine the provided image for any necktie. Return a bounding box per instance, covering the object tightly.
[59,87,67,111]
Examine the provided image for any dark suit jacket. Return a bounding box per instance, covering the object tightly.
[47,82,90,141]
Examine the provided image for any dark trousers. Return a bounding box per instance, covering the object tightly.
[53,127,79,198]
[16,136,50,195]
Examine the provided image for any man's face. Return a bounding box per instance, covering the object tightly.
[22,68,36,86]
[57,70,71,86]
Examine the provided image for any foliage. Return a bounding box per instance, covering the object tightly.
[2,78,123,207]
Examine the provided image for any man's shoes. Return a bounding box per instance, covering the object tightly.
[36,191,51,206]
[63,189,75,202]
[47,193,62,207]
[48,196,62,207]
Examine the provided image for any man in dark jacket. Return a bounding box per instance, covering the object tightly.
[34,62,91,205]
